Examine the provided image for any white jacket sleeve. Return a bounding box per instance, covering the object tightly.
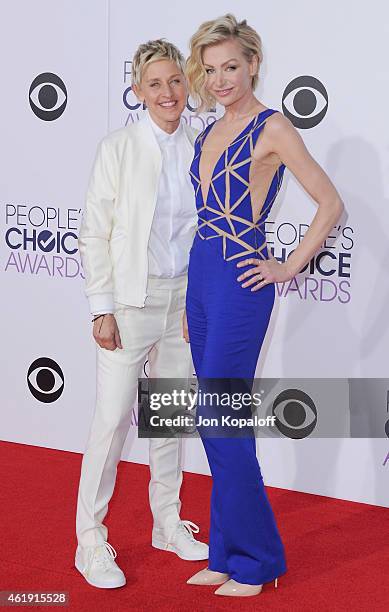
[78,137,118,314]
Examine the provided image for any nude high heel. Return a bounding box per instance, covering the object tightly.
[214,579,262,597]
[214,576,279,597]
[187,567,229,585]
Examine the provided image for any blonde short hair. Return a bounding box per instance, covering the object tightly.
[131,39,185,87]
[186,14,263,112]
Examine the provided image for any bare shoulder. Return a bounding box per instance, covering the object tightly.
[265,111,296,138]
[261,110,307,160]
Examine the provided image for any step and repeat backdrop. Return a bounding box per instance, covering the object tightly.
[1,0,388,507]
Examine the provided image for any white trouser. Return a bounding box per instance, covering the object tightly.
[76,274,192,548]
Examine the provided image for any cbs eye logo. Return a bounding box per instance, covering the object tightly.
[272,388,317,439]
[282,76,328,129]
[27,357,64,403]
[143,359,149,378]
[29,72,67,121]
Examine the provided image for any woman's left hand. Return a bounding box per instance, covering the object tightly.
[237,256,294,291]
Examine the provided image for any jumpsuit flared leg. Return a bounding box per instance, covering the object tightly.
[186,236,287,585]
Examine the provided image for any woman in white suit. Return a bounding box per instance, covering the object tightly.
[75,39,208,589]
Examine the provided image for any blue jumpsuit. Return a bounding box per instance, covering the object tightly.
[186,109,287,585]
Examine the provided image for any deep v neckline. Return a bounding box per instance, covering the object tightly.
[199,109,268,205]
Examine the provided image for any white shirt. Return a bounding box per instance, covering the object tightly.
[147,112,196,278]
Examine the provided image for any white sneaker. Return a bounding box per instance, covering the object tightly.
[75,542,126,589]
[152,520,209,561]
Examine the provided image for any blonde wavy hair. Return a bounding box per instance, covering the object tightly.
[186,14,263,112]
[131,39,185,87]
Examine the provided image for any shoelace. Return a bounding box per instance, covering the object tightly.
[85,542,117,576]
[166,520,200,549]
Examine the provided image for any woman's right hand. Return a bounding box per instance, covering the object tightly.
[93,314,123,350]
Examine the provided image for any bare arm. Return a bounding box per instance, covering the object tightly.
[238,113,344,289]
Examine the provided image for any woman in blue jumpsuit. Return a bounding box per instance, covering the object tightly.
[185,14,343,598]
[186,108,287,592]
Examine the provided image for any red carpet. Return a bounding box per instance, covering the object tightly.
[1,440,388,611]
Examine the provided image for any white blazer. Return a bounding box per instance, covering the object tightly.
[78,116,198,312]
